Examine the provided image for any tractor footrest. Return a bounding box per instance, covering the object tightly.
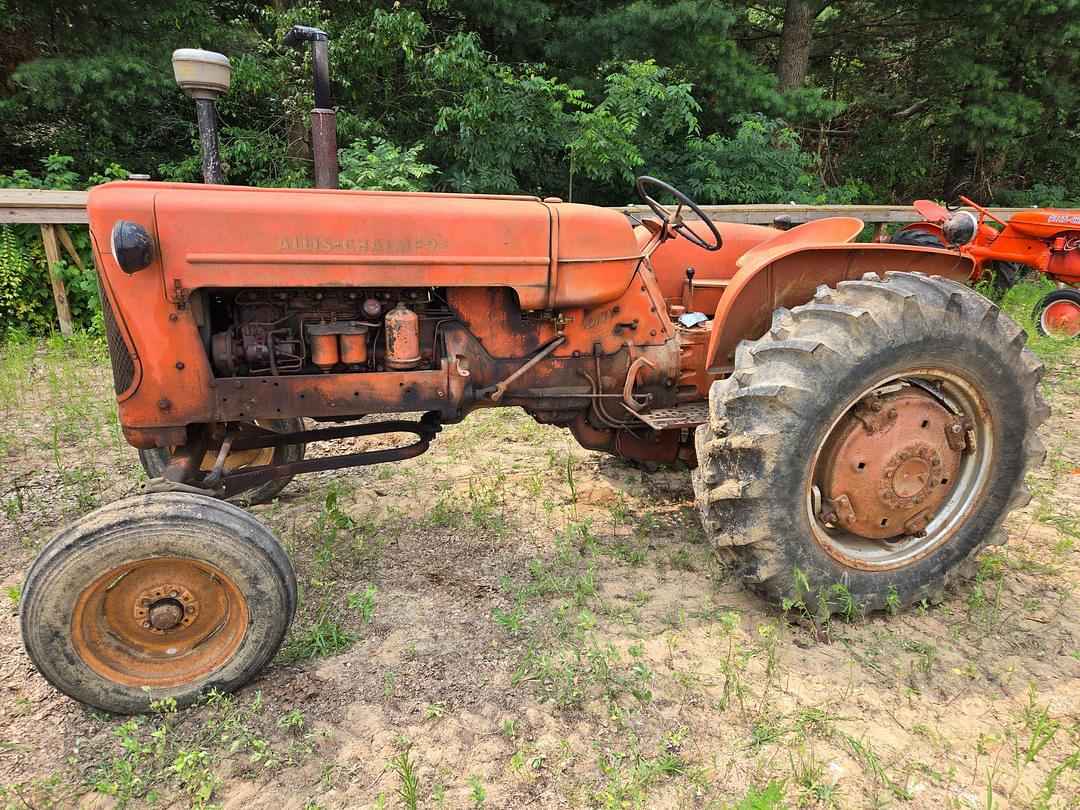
[634,402,710,430]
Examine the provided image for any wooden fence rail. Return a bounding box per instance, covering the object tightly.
[0,188,1028,337]
[0,190,91,336]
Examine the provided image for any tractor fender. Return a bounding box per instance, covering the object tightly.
[705,242,976,373]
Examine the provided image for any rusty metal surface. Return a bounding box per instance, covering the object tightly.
[144,418,441,497]
[633,401,709,430]
[194,98,224,185]
[310,109,339,189]
[816,389,962,540]
[384,303,421,369]
[71,557,247,688]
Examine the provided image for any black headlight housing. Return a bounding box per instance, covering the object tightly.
[110,220,156,274]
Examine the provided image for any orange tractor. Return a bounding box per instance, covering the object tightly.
[889,194,1080,339]
[21,35,1048,713]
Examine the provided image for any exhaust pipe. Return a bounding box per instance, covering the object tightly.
[284,25,339,189]
[171,49,231,185]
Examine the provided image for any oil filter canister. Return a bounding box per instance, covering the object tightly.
[339,322,369,368]
[307,322,339,372]
[384,303,421,370]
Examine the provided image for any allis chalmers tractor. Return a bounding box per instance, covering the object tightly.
[889,194,1080,339]
[21,35,1048,713]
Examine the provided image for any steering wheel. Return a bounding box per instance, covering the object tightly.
[635,176,722,252]
[945,180,972,212]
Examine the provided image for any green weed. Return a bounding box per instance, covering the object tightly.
[389,747,420,810]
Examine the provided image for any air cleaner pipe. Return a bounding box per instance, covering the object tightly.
[172,49,231,185]
[284,25,339,189]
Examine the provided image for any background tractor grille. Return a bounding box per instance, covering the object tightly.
[97,277,135,394]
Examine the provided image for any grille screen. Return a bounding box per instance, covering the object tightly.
[97,277,135,394]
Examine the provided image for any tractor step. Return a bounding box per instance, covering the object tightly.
[634,402,710,430]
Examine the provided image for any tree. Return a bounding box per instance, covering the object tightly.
[776,0,827,92]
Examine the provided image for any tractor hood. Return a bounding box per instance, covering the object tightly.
[88,182,642,311]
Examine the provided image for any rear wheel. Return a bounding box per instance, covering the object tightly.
[1034,288,1080,339]
[139,418,305,505]
[20,493,296,714]
[693,272,1048,613]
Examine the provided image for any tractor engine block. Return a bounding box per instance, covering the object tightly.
[205,287,451,376]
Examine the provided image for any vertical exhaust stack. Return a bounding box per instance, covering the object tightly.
[171,49,231,185]
[284,25,339,189]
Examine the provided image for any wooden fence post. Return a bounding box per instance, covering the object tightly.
[38,223,74,337]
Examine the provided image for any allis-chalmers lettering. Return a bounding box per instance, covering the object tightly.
[277,235,451,253]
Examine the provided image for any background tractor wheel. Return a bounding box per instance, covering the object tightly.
[1033,288,1080,339]
[886,227,944,249]
[139,417,306,505]
[20,492,296,714]
[692,272,1048,614]
[887,228,1021,295]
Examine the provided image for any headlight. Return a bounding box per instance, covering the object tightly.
[942,211,978,246]
[110,220,156,274]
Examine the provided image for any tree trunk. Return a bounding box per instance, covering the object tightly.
[777,0,820,92]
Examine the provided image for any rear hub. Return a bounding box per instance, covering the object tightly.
[810,374,992,571]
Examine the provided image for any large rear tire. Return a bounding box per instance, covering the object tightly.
[21,493,296,714]
[692,272,1048,613]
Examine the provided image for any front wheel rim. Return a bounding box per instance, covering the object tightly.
[807,369,994,571]
[71,556,249,688]
[1040,299,1080,339]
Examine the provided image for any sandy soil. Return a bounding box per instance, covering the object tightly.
[0,340,1077,809]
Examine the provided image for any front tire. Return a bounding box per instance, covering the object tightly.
[693,272,1048,613]
[20,493,297,714]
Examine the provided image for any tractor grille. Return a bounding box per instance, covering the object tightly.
[97,276,135,395]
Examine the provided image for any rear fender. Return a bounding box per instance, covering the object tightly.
[705,243,975,373]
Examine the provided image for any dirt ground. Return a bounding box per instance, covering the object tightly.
[0,320,1077,809]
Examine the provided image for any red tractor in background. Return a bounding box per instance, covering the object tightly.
[19,32,1049,713]
[889,193,1080,339]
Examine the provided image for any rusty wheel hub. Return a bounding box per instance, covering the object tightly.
[71,557,247,688]
[817,389,964,540]
[809,373,992,571]
[132,583,199,633]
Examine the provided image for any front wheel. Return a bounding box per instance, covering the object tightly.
[1034,288,1080,339]
[20,493,297,714]
[693,272,1048,613]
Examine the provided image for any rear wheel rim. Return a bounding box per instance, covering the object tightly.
[71,556,249,688]
[1040,299,1080,339]
[807,369,993,571]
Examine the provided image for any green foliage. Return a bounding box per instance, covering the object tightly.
[682,115,867,204]
[432,34,585,194]
[338,139,438,192]
[0,155,104,333]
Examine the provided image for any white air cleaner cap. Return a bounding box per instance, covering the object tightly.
[171,49,231,100]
